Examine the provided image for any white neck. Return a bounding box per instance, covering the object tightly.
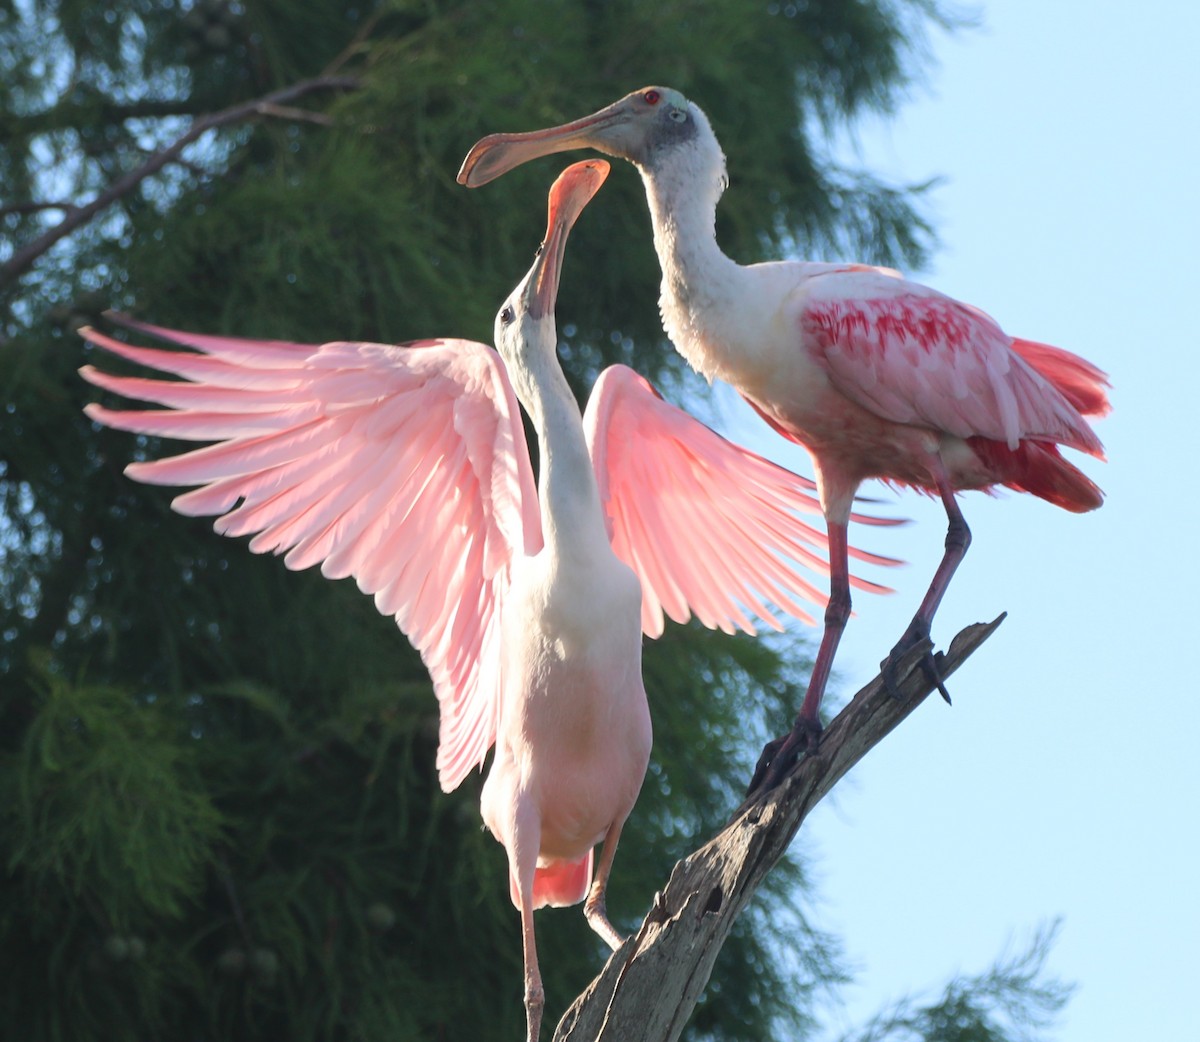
[637,136,759,384]
[504,334,610,562]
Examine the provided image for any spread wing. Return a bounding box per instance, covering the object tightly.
[798,266,1104,456]
[80,316,540,792]
[583,365,899,639]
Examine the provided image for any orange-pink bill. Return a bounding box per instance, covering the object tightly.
[527,159,610,318]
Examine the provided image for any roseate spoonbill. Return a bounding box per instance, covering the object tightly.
[458,87,1110,785]
[81,160,892,1038]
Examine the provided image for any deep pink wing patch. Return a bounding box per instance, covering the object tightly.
[801,270,1104,457]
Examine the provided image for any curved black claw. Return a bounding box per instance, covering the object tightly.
[881,626,951,704]
[746,716,823,797]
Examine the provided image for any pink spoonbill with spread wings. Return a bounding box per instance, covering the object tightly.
[81,160,893,1039]
[458,87,1111,788]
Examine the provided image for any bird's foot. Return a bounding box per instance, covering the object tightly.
[746,715,823,797]
[881,622,950,704]
[584,892,624,952]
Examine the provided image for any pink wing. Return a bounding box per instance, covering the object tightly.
[798,266,1105,456]
[583,365,899,639]
[80,317,540,793]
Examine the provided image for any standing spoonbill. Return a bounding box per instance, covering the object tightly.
[81,160,892,1038]
[457,87,1110,786]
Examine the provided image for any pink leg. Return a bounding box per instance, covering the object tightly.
[882,463,971,700]
[583,819,628,952]
[508,811,545,1042]
[748,520,851,792]
[518,891,544,1042]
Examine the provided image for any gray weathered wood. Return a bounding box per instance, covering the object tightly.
[554,614,1006,1042]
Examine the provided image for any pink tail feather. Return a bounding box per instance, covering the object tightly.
[968,436,1103,513]
[984,341,1108,512]
[1010,338,1111,419]
[510,850,593,910]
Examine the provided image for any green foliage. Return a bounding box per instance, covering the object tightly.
[7,657,223,922]
[0,1,1069,1041]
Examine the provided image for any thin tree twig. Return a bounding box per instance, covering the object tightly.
[554,614,1006,1042]
[254,103,335,126]
[0,74,360,289]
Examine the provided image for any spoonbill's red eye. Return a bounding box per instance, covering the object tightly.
[643,90,660,105]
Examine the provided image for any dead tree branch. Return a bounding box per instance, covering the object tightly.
[1,75,359,289]
[554,614,1006,1042]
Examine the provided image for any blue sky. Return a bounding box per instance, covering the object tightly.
[705,3,1197,1039]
